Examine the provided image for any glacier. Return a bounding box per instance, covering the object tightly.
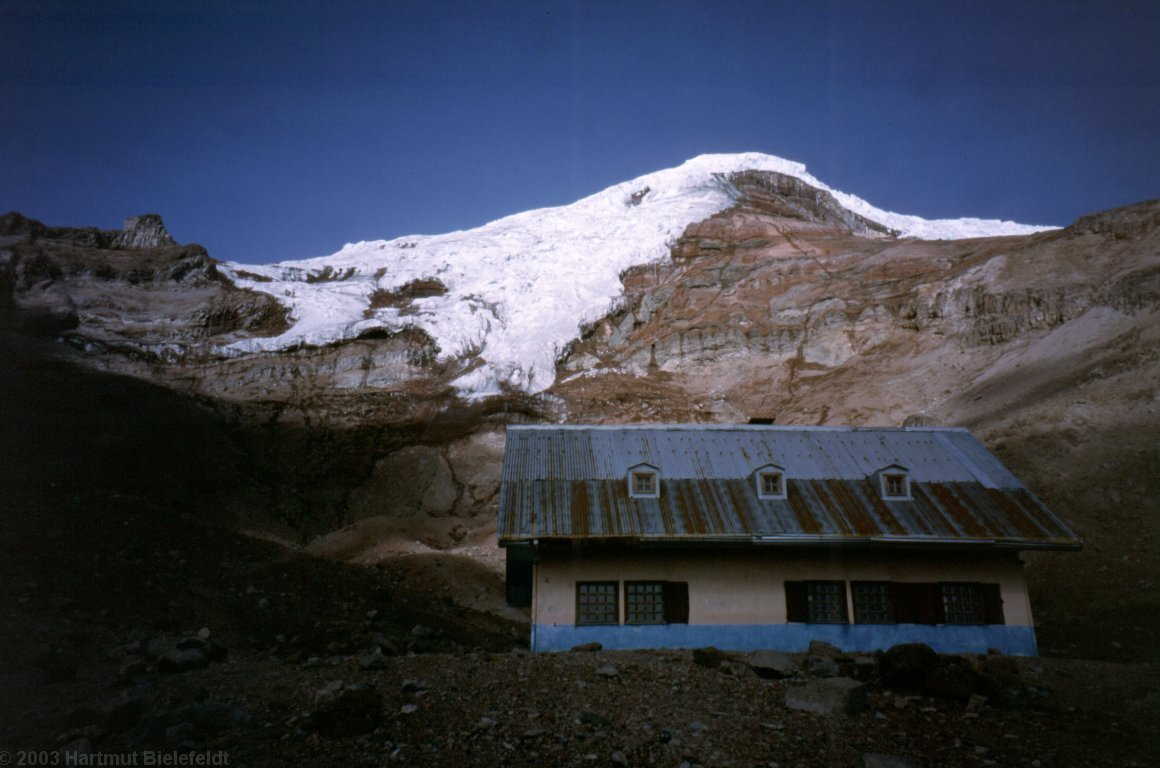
[218,152,1056,398]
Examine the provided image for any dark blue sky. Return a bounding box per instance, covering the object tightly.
[3,1,1157,264]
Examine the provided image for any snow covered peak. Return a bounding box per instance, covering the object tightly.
[218,152,1056,397]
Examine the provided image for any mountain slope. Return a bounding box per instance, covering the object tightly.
[219,153,1054,396]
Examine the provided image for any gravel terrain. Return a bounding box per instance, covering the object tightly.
[1,439,1155,768]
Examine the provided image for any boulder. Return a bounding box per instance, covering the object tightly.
[785,677,867,716]
[803,654,841,678]
[977,654,1023,702]
[447,430,505,508]
[578,710,611,727]
[851,655,879,681]
[693,647,729,668]
[571,642,603,653]
[358,647,386,670]
[171,701,251,734]
[307,684,383,738]
[746,650,798,679]
[879,643,938,689]
[862,754,915,768]
[129,701,250,747]
[923,656,979,701]
[347,445,458,520]
[807,639,843,657]
[67,696,149,733]
[157,648,208,674]
[145,632,227,673]
[58,738,92,758]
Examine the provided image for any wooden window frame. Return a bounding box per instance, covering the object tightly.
[785,580,849,624]
[881,471,910,499]
[628,468,660,499]
[625,581,689,625]
[941,582,988,625]
[575,581,619,626]
[757,470,787,499]
[851,580,895,624]
[889,581,1005,625]
[793,580,1005,626]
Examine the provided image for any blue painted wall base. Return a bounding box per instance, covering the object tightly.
[532,623,1038,656]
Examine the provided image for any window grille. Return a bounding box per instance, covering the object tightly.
[759,471,784,497]
[630,470,658,497]
[576,582,618,625]
[883,473,908,498]
[941,583,985,624]
[803,580,848,623]
[852,581,895,624]
[625,582,665,624]
[793,580,1003,625]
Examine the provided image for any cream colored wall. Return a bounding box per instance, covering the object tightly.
[533,548,1034,628]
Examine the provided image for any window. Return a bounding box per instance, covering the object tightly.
[576,582,618,625]
[806,581,849,623]
[628,465,660,498]
[941,583,985,625]
[793,580,1005,626]
[626,582,664,624]
[882,472,908,498]
[785,580,848,623]
[877,582,1004,625]
[757,469,786,499]
[625,581,689,625]
[632,471,656,495]
[852,581,894,624]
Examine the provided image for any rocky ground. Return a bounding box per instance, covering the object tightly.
[1,501,1156,768]
[168,647,1160,768]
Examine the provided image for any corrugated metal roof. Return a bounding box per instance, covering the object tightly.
[497,425,1081,550]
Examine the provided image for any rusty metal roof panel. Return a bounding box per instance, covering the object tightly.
[497,425,1080,549]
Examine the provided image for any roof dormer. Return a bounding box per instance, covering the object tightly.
[754,464,788,500]
[875,464,912,501]
[627,463,660,499]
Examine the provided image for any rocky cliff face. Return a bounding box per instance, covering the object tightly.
[3,184,1158,660]
[110,214,178,249]
[555,179,1159,427]
[0,212,288,343]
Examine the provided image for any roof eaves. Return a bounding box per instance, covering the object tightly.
[496,532,1082,550]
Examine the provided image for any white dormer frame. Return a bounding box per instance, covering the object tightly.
[877,464,912,501]
[627,463,661,499]
[754,464,788,500]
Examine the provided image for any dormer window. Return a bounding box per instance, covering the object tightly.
[755,464,787,499]
[628,464,660,499]
[877,465,911,500]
